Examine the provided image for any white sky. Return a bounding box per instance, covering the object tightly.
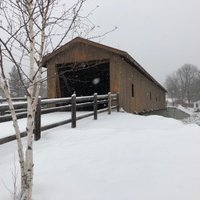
[85,0,200,84]
[2,0,200,85]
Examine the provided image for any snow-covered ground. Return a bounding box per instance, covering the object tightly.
[180,106,200,125]
[177,105,194,115]
[1,112,200,200]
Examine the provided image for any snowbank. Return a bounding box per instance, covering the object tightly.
[1,112,200,200]
[177,105,193,115]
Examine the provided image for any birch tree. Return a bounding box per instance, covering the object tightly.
[0,0,114,199]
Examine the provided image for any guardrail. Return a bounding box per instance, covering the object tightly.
[0,92,120,144]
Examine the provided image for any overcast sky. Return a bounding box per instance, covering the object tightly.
[2,0,200,86]
[85,0,200,84]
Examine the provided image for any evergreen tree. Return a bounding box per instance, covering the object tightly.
[9,66,26,97]
[0,87,3,98]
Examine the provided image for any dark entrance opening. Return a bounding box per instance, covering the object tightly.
[57,60,110,97]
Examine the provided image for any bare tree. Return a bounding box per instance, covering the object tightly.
[177,64,199,103]
[165,64,200,105]
[0,0,114,199]
[165,73,180,104]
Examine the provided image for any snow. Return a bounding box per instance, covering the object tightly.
[183,112,200,125]
[1,112,200,200]
[177,105,193,115]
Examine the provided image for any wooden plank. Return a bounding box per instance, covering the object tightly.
[0,112,27,122]
[0,97,27,102]
[97,107,108,114]
[41,97,71,105]
[76,96,94,102]
[71,94,76,128]
[108,92,111,114]
[97,94,108,100]
[93,93,97,120]
[0,131,27,145]
[41,119,72,131]
[116,92,120,112]
[76,102,93,108]
[0,102,27,112]
[41,105,71,114]
[34,97,41,141]
[76,112,94,121]
[0,119,72,145]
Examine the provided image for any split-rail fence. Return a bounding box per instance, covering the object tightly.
[0,92,119,144]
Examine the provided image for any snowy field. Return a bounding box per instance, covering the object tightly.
[1,112,200,200]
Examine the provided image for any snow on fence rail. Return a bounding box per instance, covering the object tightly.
[0,92,119,144]
[0,97,28,103]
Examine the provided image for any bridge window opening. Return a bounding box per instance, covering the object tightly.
[57,60,110,98]
[131,83,134,97]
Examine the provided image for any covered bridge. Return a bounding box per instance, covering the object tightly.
[43,37,166,113]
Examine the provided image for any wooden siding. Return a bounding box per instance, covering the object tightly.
[110,56,166,113]
[46,43,112,98]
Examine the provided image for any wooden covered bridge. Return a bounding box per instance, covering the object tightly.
[43,37,166,113]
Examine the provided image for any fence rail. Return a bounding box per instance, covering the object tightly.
[0,97,28,103]
[0,92,119,144]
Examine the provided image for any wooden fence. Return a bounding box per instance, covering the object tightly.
[0,92,119,144]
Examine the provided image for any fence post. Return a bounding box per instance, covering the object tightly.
[116,92,120,112]
[34,96,41,141]
[71,93,76,128]
[93,93,97,120]
[108,92,111,114]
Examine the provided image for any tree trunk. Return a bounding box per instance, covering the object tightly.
[22,0,35,199]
